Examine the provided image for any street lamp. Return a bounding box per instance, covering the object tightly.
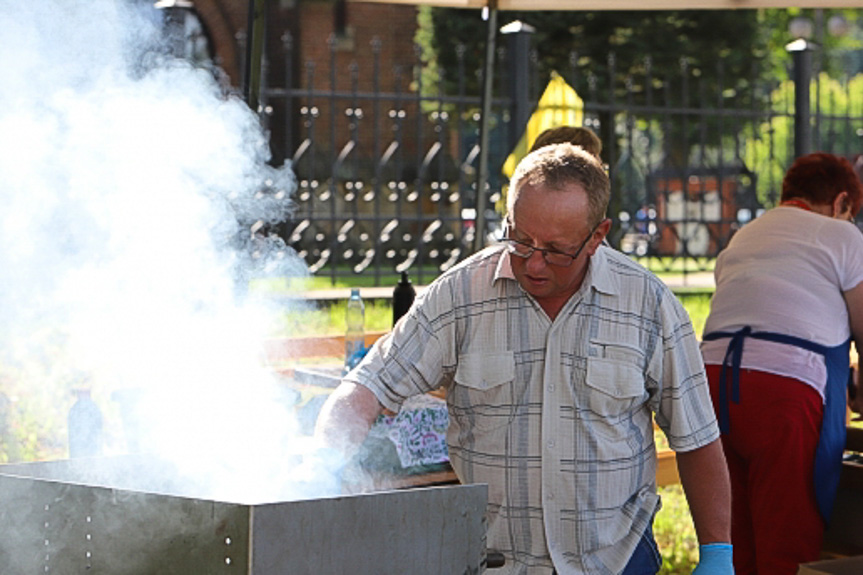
[785,10,854,157]
[789,16,814,40]
[785,37,816,159]
[827,14,850,38]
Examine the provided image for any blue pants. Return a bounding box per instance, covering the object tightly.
[553,525,662,574]
[621,525,662,575]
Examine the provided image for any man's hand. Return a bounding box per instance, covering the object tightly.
[692,543,734,574]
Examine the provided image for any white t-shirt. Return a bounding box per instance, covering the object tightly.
[701,206,863,399]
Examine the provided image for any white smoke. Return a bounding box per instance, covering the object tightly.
[0,0,332,502]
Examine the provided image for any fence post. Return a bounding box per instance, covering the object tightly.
[473,5,499,254]
[503,21,535,152]
[244,0,268,114]
[786,38,816,159]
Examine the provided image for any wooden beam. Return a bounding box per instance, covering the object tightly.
[264,331,388,363]
[656,449,680,487]
[350,0,863,9]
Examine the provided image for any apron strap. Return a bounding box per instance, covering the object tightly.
[703,327,751,433]
[702,328,832,434]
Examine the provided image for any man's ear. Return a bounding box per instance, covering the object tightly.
[588,218,612,254]
[596,217,612,240]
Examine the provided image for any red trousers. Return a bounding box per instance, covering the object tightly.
[706,365,825,575]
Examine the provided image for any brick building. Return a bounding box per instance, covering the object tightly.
[175,0,421,167]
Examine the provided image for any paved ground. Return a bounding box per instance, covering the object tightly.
[661,271,715,290]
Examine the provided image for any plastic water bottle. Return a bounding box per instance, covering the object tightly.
[68,388,103,458]
[392,270,416,326]
[344,288,366,374]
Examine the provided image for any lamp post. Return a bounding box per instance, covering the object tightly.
[502,20,535,153]
[786,37,816,159]
[785,10,854,158]
[472,3,499,254]
[244,0,268,114]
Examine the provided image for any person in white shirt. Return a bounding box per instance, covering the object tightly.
[315,144,733,574]
[701,152,863,574]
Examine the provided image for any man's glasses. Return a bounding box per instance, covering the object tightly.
[501,222,601,267]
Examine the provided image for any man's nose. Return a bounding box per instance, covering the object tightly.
[525,248,548,270]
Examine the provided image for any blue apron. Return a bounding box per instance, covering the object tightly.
[703,327,851,524]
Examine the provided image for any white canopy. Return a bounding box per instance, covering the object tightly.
[350,0,861,10]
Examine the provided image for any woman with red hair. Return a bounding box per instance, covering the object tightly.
[701,152,863,574]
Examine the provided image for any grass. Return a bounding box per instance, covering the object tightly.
[655,485,700,573]
[251,269,439,293]
[268,282,714,340]
[270,299,395,337]
[676,292,712,340]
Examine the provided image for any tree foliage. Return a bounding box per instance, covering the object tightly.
[416,7,861,107]
[744,71,863,207]
[418,8,774,108]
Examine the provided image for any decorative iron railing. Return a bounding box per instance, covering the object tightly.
[256,31,863,287]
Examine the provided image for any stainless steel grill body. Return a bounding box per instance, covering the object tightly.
[0,456,487,574]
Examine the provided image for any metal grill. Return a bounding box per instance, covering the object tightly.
[0,456,488,575]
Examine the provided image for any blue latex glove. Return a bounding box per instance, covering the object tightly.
[692,543,734,574]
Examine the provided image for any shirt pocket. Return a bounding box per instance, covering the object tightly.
[449,352,516,433]
[582,356,646,440]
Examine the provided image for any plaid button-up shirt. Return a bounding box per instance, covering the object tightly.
[349,244,719,574]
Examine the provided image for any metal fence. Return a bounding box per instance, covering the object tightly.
[258,30,863,287]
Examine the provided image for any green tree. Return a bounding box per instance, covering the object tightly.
[744,71,863,207]
[417,8,772,107]
[757,8,863,80]
[415,7,778,175]
[415,7,861,166]
[417,7,860,98]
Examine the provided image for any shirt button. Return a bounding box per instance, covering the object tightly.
[547,384,555,392]
[547,440,555,449]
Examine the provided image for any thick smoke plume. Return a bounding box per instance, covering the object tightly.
[0,1,333,503]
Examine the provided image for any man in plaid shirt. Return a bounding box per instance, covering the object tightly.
[316,144,732,574]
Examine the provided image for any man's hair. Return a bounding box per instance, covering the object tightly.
[530,126,602,159]
[507,143,610,227]
[782,152,863,217]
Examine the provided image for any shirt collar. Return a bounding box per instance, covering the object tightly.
[589,245,618,296]
[493,244,515,284]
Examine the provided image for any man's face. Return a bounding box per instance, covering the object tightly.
[507,182,608,313]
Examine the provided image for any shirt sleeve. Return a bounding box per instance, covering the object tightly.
[650,288,720,452]
[831,222,863,292]
[344,284,452,414]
